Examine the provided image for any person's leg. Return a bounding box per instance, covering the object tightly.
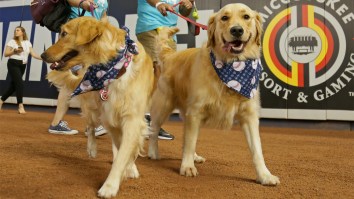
[51,88,70,126]
[0,80,16,109]
[1,59,19,105]
[2,59,25,113]
[48,88,78,135]
[16,63,27,114]
[137,30,175,140]
[137,30,159,63]
[0,79,16,103]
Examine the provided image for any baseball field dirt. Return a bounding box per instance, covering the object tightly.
[1,107,353,199]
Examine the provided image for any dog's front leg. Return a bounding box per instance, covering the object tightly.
[180,113,201,177]
[239,115,280,186]
[110,136,139,179]
[124,161,140,179]
[112,141,117,161]
[148,87,176,160]
[148,123,160,160]
[98,121,141,198]
[87,126,97,158]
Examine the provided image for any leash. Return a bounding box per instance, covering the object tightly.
[78,0,95,17]
[169,1,208,31]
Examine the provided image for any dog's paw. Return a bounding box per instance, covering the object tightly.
[87,136,97,158]
[87,148,97,158]
[148,148,160,160]
[148,140,160,160]
[87,144,97,158]
[194,153,206,163]
[98,182,119,199]
[125,163,140,179]
[256,174,280,186]
[180,165,198,177]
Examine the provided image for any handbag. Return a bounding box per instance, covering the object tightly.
[30,0,71,32]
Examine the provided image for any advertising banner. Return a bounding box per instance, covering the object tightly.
[222,0,354,120]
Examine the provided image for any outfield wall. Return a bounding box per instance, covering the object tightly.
[1,0,353,120]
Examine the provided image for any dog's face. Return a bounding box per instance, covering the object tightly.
[41,17,122,71]
[207,3,263,61]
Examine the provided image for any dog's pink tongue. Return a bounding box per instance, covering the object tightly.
[50,61,64,70]
[223,42,233,52]
[50,62,58,70]
[223,41,244,52]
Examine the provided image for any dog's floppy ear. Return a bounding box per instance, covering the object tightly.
[100,11,108,23]
[75,19,103,46]
[167,27,179,37]
[254,12,263,46]
[207,13,217,48]
[157,27,179,42]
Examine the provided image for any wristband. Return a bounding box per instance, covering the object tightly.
[155,2,164,9]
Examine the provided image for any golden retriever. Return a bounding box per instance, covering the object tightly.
[41,17,155,198]
[148,3,280,185]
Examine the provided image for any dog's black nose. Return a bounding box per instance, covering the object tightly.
[230,26,244,37]
[41,53,47,61]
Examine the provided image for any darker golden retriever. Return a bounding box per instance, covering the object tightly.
[41,17,155,198]
[148,3,280,185]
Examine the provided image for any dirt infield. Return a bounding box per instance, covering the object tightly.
[1,108,354,199]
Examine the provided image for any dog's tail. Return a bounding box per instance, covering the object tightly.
[156,27,179,64]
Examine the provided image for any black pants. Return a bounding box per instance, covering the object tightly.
[1,59,26,104]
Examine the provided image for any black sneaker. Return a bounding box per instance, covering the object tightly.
[158,128,174,140]
[145,115,174,140]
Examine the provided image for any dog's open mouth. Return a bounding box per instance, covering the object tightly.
[50,50,79,70]
[222,34,251,54]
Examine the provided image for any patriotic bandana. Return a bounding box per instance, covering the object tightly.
[71,27,139,99]
[210,51,262,99]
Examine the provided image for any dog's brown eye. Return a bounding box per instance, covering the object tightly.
[221,16,229,21]
[243,15,250,20]
[61,31,68,37]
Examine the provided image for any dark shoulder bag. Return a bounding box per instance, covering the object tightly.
[30,0,71,33]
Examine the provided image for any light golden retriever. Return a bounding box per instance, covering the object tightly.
[41,17,155,198]
[148,3,280,185]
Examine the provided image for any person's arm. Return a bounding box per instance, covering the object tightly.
[146,0,158,6]
[147,0,193,17]
[67,0,98,11]
[4,46,21,57]
[146,0,173,16]
[29,47,42,60]
[179,0,194,17]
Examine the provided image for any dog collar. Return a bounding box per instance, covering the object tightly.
[71,27,139,99]
[210,51,262,99]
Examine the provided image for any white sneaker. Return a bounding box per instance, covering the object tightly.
[85,125,107,137]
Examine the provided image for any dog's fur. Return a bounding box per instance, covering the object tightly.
[149,3,280,185]
[42,17,155,198]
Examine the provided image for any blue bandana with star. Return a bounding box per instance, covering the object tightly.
[71,26,138,98]
[210,51,262,99]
